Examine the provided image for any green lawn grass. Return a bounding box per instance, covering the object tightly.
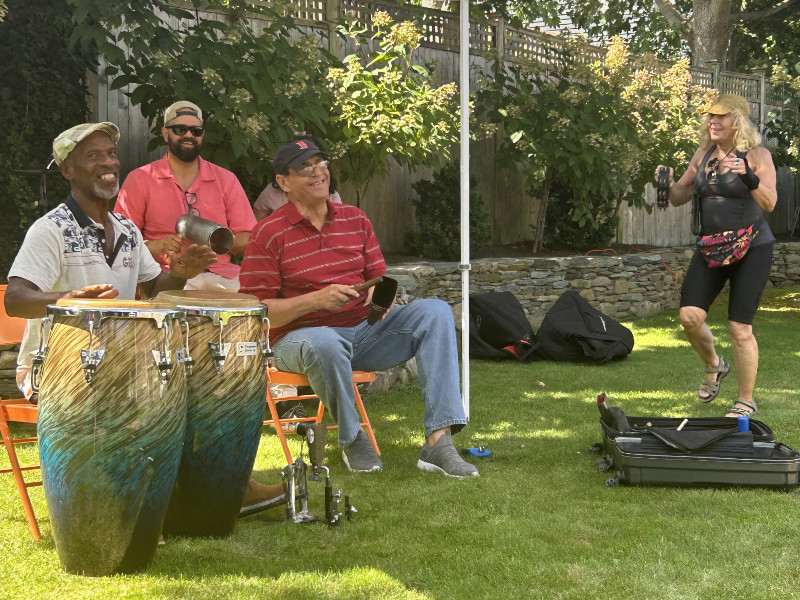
[2,286,800,599]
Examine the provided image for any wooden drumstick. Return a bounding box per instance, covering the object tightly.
[353,277,383,292]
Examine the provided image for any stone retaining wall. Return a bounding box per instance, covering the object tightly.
[387,241,800,326]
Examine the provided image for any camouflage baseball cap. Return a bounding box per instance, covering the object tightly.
[52,122,120,166]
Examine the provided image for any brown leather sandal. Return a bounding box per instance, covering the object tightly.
[698,356,730,403]
[726,398,758,417]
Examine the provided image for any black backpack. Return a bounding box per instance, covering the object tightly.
[468,291,538,362]
[534,290,634,364]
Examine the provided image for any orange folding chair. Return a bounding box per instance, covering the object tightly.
[263,367,380,465]
[0,284,42,540]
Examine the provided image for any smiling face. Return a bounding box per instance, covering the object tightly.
[60,130,120,201]
[706,112,736,147]
[276,154,330,204]
[162,114,204,163]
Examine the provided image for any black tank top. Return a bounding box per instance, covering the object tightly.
[693,146,774,245]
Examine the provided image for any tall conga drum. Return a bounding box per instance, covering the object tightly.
[37,299,187,576]
[156,290,267,538]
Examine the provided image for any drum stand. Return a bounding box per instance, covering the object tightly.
[264,331,355,526]
[281,459,314,523]
[282,423,356,527]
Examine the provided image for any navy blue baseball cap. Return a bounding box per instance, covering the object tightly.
[273,139,328,174]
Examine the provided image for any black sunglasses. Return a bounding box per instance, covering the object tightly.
[167,125,205,137]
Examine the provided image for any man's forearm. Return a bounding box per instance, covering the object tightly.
[4,284,64,319]
[139,272,187,300]
[231,231,250,255]
[263,293,322,328]
[143,239,163,258]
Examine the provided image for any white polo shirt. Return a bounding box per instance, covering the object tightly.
[8,197,163,396]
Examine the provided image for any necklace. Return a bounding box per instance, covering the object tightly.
[717,144,735,159]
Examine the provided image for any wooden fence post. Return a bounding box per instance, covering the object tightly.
[705,60,721,90]
[494,17,505,61]
[327,0,342,57]
[751,67,767,131]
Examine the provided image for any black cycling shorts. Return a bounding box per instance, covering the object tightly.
[679,242,774,325]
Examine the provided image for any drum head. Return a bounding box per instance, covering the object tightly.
[55,297,178,310]
[155,290,261,308]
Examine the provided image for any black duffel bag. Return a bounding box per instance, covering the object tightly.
[535,290,634,364]
[469,291,538,362]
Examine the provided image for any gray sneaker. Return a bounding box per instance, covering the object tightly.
[342,429,383,473]
[417,431,479,478]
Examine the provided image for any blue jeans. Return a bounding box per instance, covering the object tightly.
[272,299,467,445]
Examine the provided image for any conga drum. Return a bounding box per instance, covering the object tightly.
[37,299,187,576]
[156,290,267,538]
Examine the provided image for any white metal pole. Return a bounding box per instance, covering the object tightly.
[459,0,471,418]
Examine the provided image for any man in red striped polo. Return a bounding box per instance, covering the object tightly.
[240,138,479,477]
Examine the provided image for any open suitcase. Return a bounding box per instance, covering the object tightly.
[590,393,800,489]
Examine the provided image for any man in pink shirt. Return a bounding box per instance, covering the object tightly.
[116,100,256,290]
[116,101,282,512]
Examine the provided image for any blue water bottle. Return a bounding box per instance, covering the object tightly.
[737,415,750,432]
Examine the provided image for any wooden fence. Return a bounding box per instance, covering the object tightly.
[89,0,799,252]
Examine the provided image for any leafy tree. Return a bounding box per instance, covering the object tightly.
[67,2,470,207]
[473,0,800,67]
[731,0,800,71]
[766,65,800,172]
[456,0,563,30]
[326,11,463,207]
[0,0,93,280]
[67,0,336,199]
[405,162,491,260]
[646,0,800,66]
[475,37,711,252]
[542,183,618,252]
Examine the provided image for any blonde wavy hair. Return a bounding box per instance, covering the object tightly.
[698,108,762,152]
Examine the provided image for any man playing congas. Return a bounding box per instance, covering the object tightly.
[5,121,285,518]
[4,122,216,396]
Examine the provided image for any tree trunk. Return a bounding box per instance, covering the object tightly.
[691,0,734,67]
[532,176,550,253]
